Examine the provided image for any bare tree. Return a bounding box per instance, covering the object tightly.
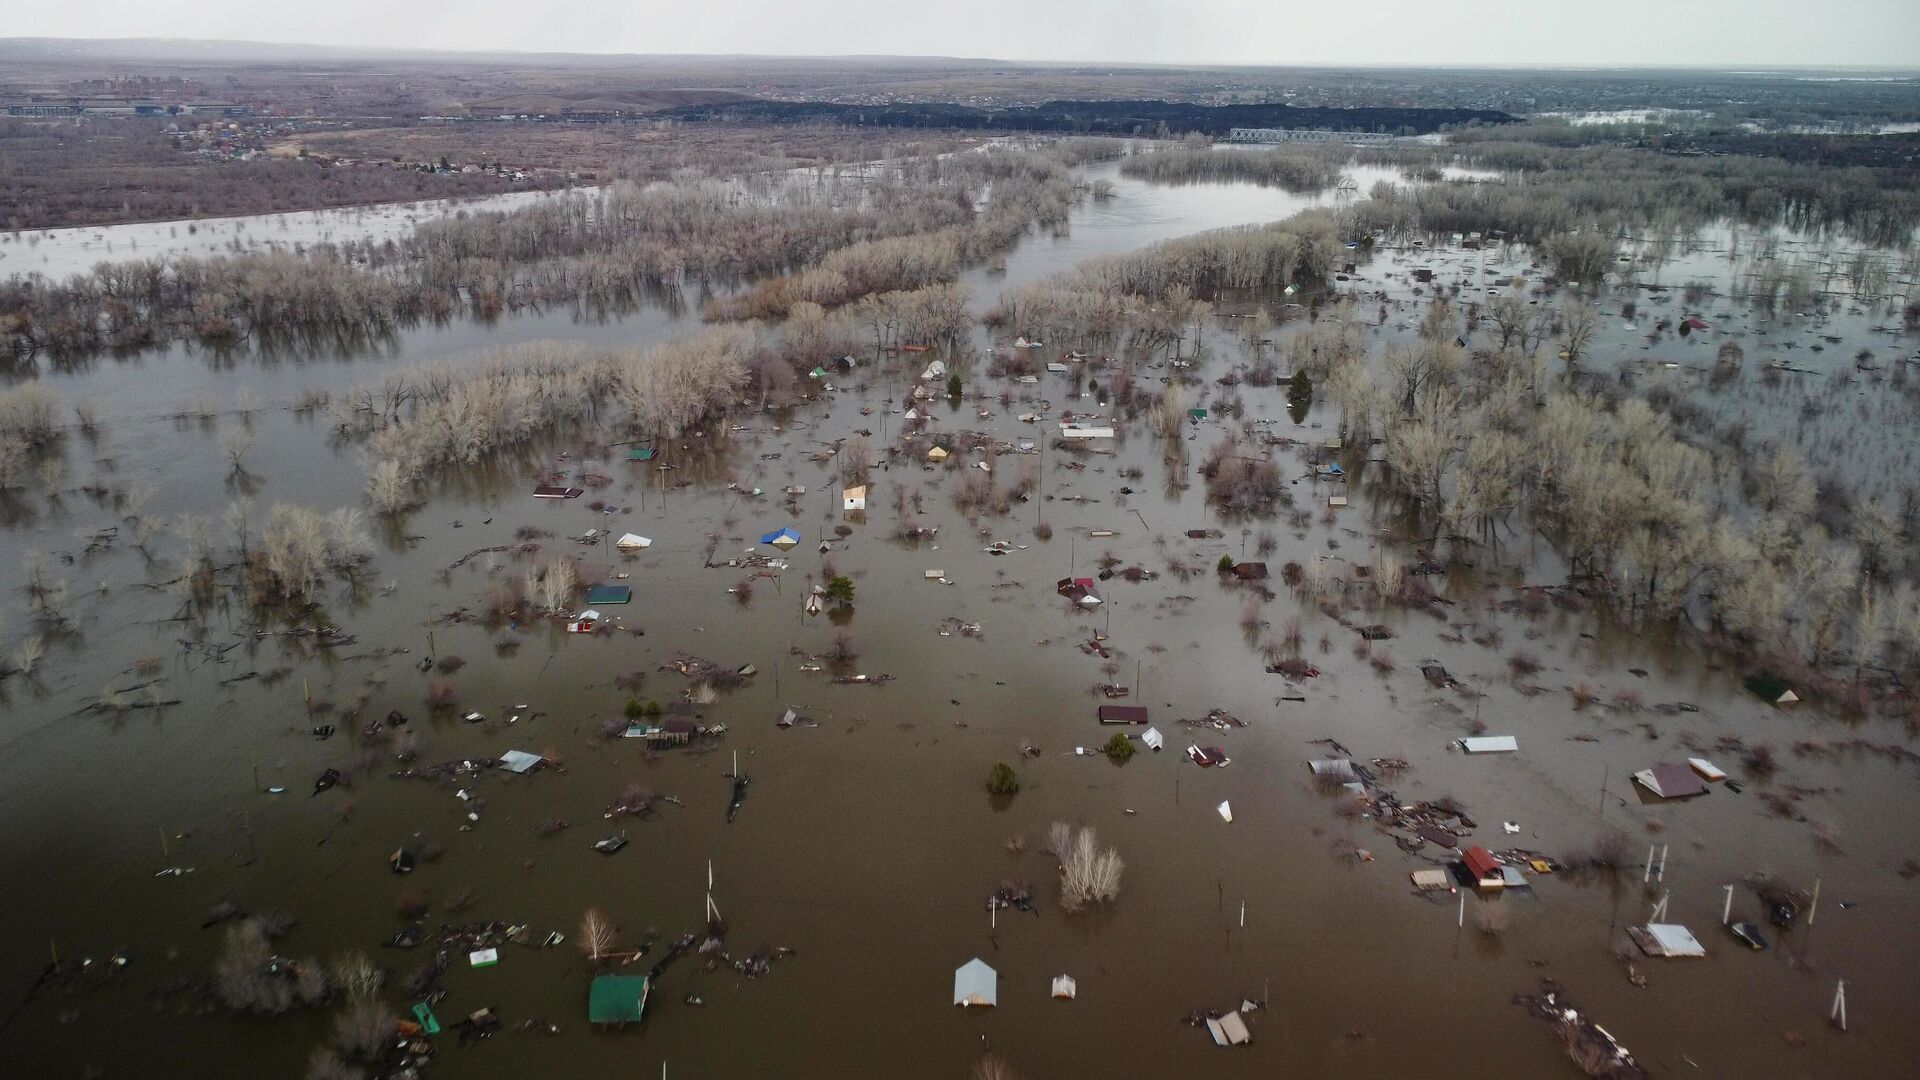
[538,557,579,612]
[220,426,255,472]
[1051,823,1124,913]
[1559,302,1598,368]
[579,908,616,962]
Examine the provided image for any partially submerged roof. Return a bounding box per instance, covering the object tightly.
[588,974,650,1023]
[1308,758,1357,781]
[953,958,997,1007]
[1141,727,1164,751]
[1206,1011,1251,1046]
[1744,673,1798,704]
[760,526,800,548]
[1050,975,1077,1000]
[1687,757,1727,782]
[1633,763,1708,799]
[1460,736,1518,754]
[1098,704,1148,725]
[626,446,656,462]
[498,750,543,774]
[615,533,652,550]
[1463,846,1502,882]
[1636,923,1706,958]
[585,584,631,605]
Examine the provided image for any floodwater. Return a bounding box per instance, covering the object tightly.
[2,162,1918,1080]
[0,188,576,282]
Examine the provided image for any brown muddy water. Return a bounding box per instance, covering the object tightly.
[2,162,1918,1080]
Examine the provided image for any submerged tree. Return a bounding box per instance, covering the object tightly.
[1047,823,1123,913]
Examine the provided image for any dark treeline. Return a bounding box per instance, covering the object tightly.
[1446,119,1920,169]
[652,98,1517,137]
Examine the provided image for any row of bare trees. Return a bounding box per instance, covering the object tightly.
[1,143,1088,357]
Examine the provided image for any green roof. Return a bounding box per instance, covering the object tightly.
[627,447,656,461]
[585,584,632,605]
[589,974,649,1024]
[1744,673,1791,702]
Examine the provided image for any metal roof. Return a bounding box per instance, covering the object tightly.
[953,958,997,1007]
[588,975,650,1023]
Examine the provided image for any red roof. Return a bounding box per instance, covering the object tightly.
[1097,705,1148,725]
[1463,846,1501,881]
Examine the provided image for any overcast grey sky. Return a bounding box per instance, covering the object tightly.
[7,0,1918,67]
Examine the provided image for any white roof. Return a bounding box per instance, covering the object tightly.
[953,958,997,1006]
[499,750,543,774]
[1142,727,1164,751]
[1644,923,1705,958]
[1050,975,1076,999]
[1207,1011,1251,1046]
[578,609,602,621]
[615,533,652,549]
[1687,757,1727,781]
[1057,424,1115,439]
[1216,800,1233,823]
[1460,736,1518,753]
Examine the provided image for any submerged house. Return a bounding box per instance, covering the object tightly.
[588,975,650,1025]
[1633,763,1708,800]
[1056,577,1102,605]
[1463,846,1504,888]
[953,958,997,1007]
